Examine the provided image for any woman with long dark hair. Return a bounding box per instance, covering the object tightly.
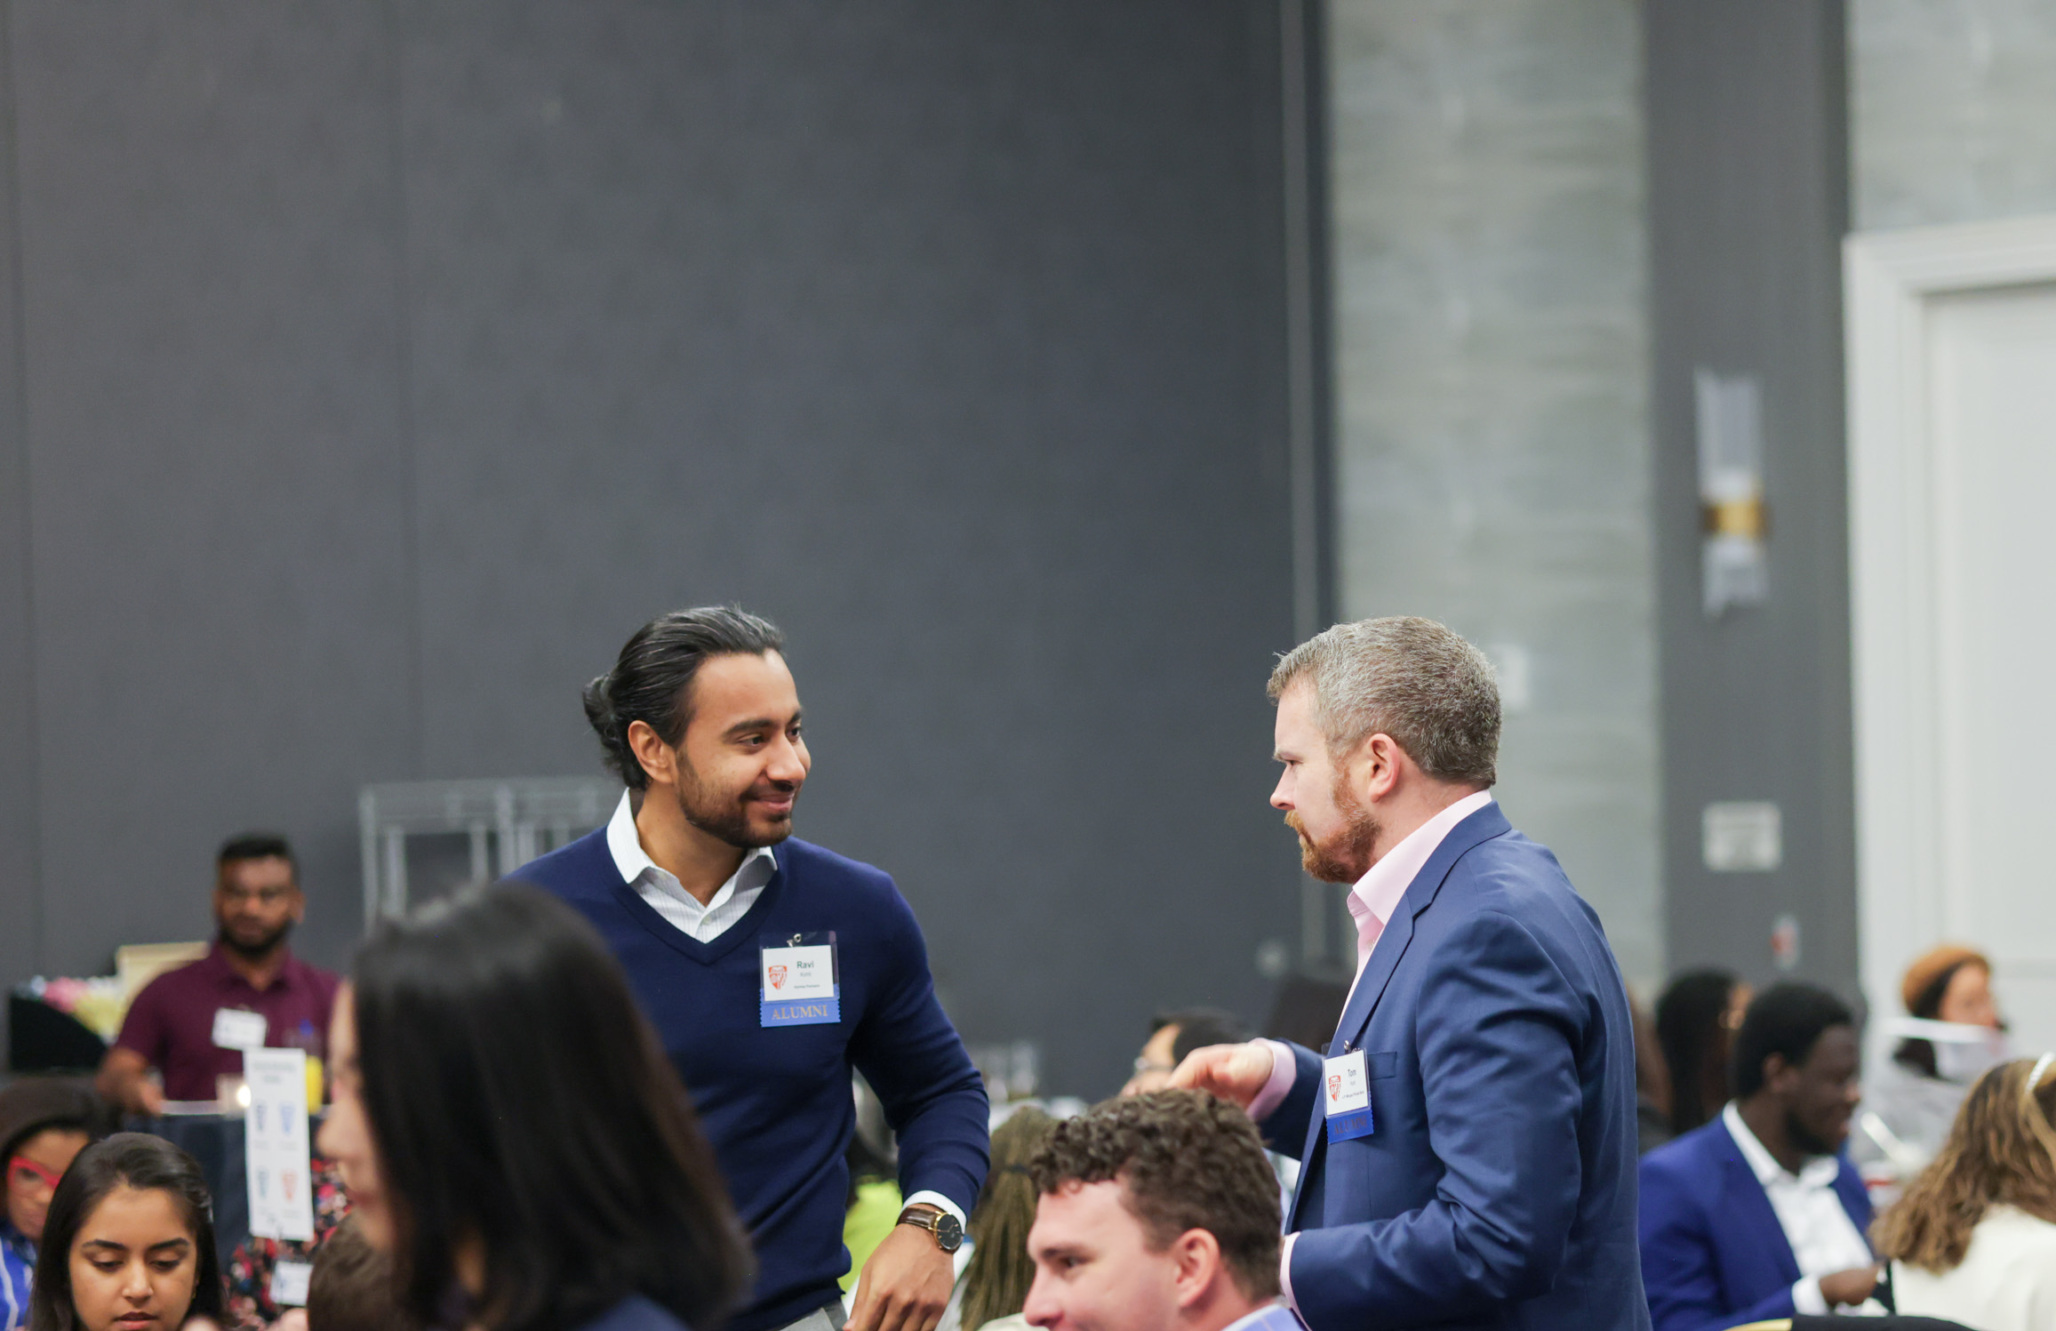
[26,1133,224,1331]
[1654,970,1748,1136]
[316,882,753,1331]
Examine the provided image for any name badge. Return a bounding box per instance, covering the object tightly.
[212,1008,268,1052]
[1323,1048,1374,1141]
[269,1260,312,1307]
[760,933,839,1027]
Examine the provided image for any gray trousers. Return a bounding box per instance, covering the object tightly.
[773,1304,848,1331]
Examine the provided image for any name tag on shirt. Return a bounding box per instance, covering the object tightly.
[1323,1048,1375,1141]
[212,1008,268,1051]
[269,1260,312,1307]
[760,933,840,1027]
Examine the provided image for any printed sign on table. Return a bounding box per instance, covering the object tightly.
[245,1047,315,1242]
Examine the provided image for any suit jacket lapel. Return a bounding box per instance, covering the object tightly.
[1288,803,1511,1230]
[1711,1120,1802,1286]
[1833,1160,1875,1252]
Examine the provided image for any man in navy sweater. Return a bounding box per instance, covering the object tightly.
[515,607,988,1331]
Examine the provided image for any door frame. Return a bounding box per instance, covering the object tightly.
[1845,213,2056,1038]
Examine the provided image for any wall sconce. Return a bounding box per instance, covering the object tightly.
[1695,368,1768,616]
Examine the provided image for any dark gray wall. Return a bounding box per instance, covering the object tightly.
[0,6,35,1036]
[0,0,1306,1096]
[1645,0,1858,996]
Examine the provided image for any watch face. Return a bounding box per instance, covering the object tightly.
[933,1212,965,1252]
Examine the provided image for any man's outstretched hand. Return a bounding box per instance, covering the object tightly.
[1166,1041,1278,1110]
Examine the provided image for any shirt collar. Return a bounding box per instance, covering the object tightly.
[605,791,776,890]
[1220,1305,1300,1331]
[204,942,297,991]
[1722,1101,1841,1189]
[1346,790,1495,935]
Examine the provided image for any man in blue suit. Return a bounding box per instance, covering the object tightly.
[1174,617,1648,1331]
[1638,984,1878,1331]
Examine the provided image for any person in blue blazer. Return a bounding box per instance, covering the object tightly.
[1638,983,1878,1331]
[1176,617,1648,1331]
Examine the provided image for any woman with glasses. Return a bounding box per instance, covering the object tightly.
[0,1082,106,1331]
[316,882,753,1331]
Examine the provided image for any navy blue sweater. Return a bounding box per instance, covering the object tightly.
[515,830,989,1331]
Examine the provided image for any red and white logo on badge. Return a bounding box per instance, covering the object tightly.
[768,965,788,991]
[1327,1074,1342,1102]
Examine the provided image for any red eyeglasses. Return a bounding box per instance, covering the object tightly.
[6,1155,64,1192]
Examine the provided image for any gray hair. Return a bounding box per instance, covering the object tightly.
[1267,617,1499,786]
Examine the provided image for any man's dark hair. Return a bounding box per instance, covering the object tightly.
[29,1133,225,1331]
[1731,982,1856,1100]
[308,1215,420,1331]
[1030,1089,1281,1301]
[218,833,294,869]
[583,606,786,791]
[1150,1008,1252,1065]
[351,882,752,1331]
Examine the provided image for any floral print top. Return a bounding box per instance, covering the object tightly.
[225,1156,350,1330]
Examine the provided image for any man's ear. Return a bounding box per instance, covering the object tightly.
[625,719,675,788]
[1169,1228,1225,1311]
[1762,1052,1795,1097]
[1358,732,1405,803]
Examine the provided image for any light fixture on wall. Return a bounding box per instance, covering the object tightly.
[1695,368,1769,616]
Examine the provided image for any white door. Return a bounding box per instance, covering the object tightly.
[1848,219,2056,1060]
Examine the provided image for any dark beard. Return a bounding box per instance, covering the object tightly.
[676,760,796,850]
[1291,774,1380,884]
[218,920,292,961]
[1784,1107,1838,1158]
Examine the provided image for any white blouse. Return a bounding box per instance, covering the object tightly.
[1893,1203,2056,1331]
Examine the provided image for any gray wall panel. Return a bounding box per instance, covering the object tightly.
[8,0,415,973]
[1645,0,1856,995]
[1326,0,1660,990]
[1853,0,2056,230]
[0,5,36,1064]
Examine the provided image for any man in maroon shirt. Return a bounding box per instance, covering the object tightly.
[97,833,341,1113]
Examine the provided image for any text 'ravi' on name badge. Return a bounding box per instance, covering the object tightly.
[212,1007,268,1052]
[760,932,840,1028]
[1323,1048,1375,1142]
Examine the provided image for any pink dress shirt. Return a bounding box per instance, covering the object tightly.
[1250,790,1495,1310]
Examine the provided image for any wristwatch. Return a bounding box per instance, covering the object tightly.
[897,1204,964,1253]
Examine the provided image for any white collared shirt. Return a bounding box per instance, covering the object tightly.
[606,791,777,944]
[1721,1102,1876,1315]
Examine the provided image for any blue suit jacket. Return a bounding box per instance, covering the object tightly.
[1637,1116,1872,1331]
[1264,803,1648,1331]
